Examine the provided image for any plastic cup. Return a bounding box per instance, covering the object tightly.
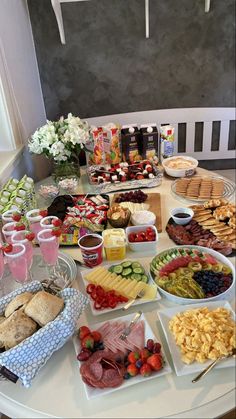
[26,209,43,239]
[11,230,33,268]
[4,243,28,283]
[78,234,103,267]
[2,221,17,243]
[37,229,59,266]
[40,216,59,229]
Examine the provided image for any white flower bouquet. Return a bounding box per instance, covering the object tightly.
[29,113,91,163]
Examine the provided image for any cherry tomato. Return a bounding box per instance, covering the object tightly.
[91,290,97,301]
[96,286,105,297]
[102,299,109,308]
[86,284,95,294]
[94,301,102,310]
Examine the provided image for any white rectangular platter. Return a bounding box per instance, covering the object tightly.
[81,260,161,316]
[158,300,236,377]
[73,312,172,400]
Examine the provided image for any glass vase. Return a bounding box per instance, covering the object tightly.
[52,160,81,182]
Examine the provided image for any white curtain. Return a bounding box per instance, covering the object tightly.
[0,37,25,151]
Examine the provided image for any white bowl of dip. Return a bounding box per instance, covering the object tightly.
[162,156,198,177]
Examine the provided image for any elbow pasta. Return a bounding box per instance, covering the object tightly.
[169,307,236,364]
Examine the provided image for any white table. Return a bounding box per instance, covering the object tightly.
[0,167,235,418]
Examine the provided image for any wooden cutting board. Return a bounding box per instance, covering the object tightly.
[112,192,162,232]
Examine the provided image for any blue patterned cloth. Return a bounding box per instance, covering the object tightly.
[0,281,89,387]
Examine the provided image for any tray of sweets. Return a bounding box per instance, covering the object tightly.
[47,194,109,246]
[87,160,163,194]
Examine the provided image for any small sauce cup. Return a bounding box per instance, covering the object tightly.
[170,207,194,225]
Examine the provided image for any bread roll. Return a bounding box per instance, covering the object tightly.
[5,292,34,318]
[0,309,37,349]
[24,291,64,326]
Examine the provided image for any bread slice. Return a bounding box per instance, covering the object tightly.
[24,291,64,326]
[0,309,37,349]
[5,292,34,318]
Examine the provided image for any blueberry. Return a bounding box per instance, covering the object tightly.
[124,372,130,379]
[136,359,143,369]
[98,342,104,350]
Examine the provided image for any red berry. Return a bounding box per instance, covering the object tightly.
[78,326,91,340]
[2,243,13,253]
[140,348,151,362]
[25,232,35,241]
[12,212,21,222]
[91,331,102,342]
[140,363,152,377]
[14,223,26,231]
[51,228,62,237]
[126,364,139,377]
[39,209,48,217]
[52,218,62,227]
[147,354,163,371]
[81,334,94,350]
[128,351,140,364]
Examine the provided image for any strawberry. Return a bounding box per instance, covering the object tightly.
[2,243,13,253]
[140,348,151,362]
[39,209,48,217]
[126,364,139,377]
[12,212,21,222]
[91,330,102,343]
[52,218,62,227]
[25,231,35,241]
[128,351,140,364]
[51,228,62,237]
[81,334,94,350]
[120,176,126,182]
[78,326,91,340]
[136,174,144,180]
[147,354,163,371]
[14,223,26,231]
[140,363,152,377]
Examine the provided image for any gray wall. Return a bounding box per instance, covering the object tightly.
[28,0,235,120]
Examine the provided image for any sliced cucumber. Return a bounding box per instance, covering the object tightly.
[108,265,115,272]
[141,275,148,283]
[133,267,143,274]
[122,261,132,268]
[131,273,142,281]
[113,265,123,274]
[131,262,142,269]
[122,268,132,276]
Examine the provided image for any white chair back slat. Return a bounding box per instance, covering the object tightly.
[219,120,230,154]
[85,108,235,160]
[185,122,195,154]
[202,121,213,153]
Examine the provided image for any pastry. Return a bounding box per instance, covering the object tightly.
[0,309,37,349]
[24,291,64,327]
[5,292,34,318]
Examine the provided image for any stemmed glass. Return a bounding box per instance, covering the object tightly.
[4,243,29,284]
[37,229,60,276]
[26,209,44,239]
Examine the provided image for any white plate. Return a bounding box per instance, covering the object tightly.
[158,300,236,377]
[73,312,172,399]
[81,260,161,316]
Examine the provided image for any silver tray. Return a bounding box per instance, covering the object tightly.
[171,174,236,204]
[0,249,77,298]
[87,166,163,193]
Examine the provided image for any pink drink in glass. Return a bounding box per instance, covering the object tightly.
[40,216,59,229]
[2,222,17,243]
[0,249,4,280]
[11,230,33,268]
[5,243,28,283]
[26,209,43,241]
[37,229,59,265]
[2,209,21,225]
